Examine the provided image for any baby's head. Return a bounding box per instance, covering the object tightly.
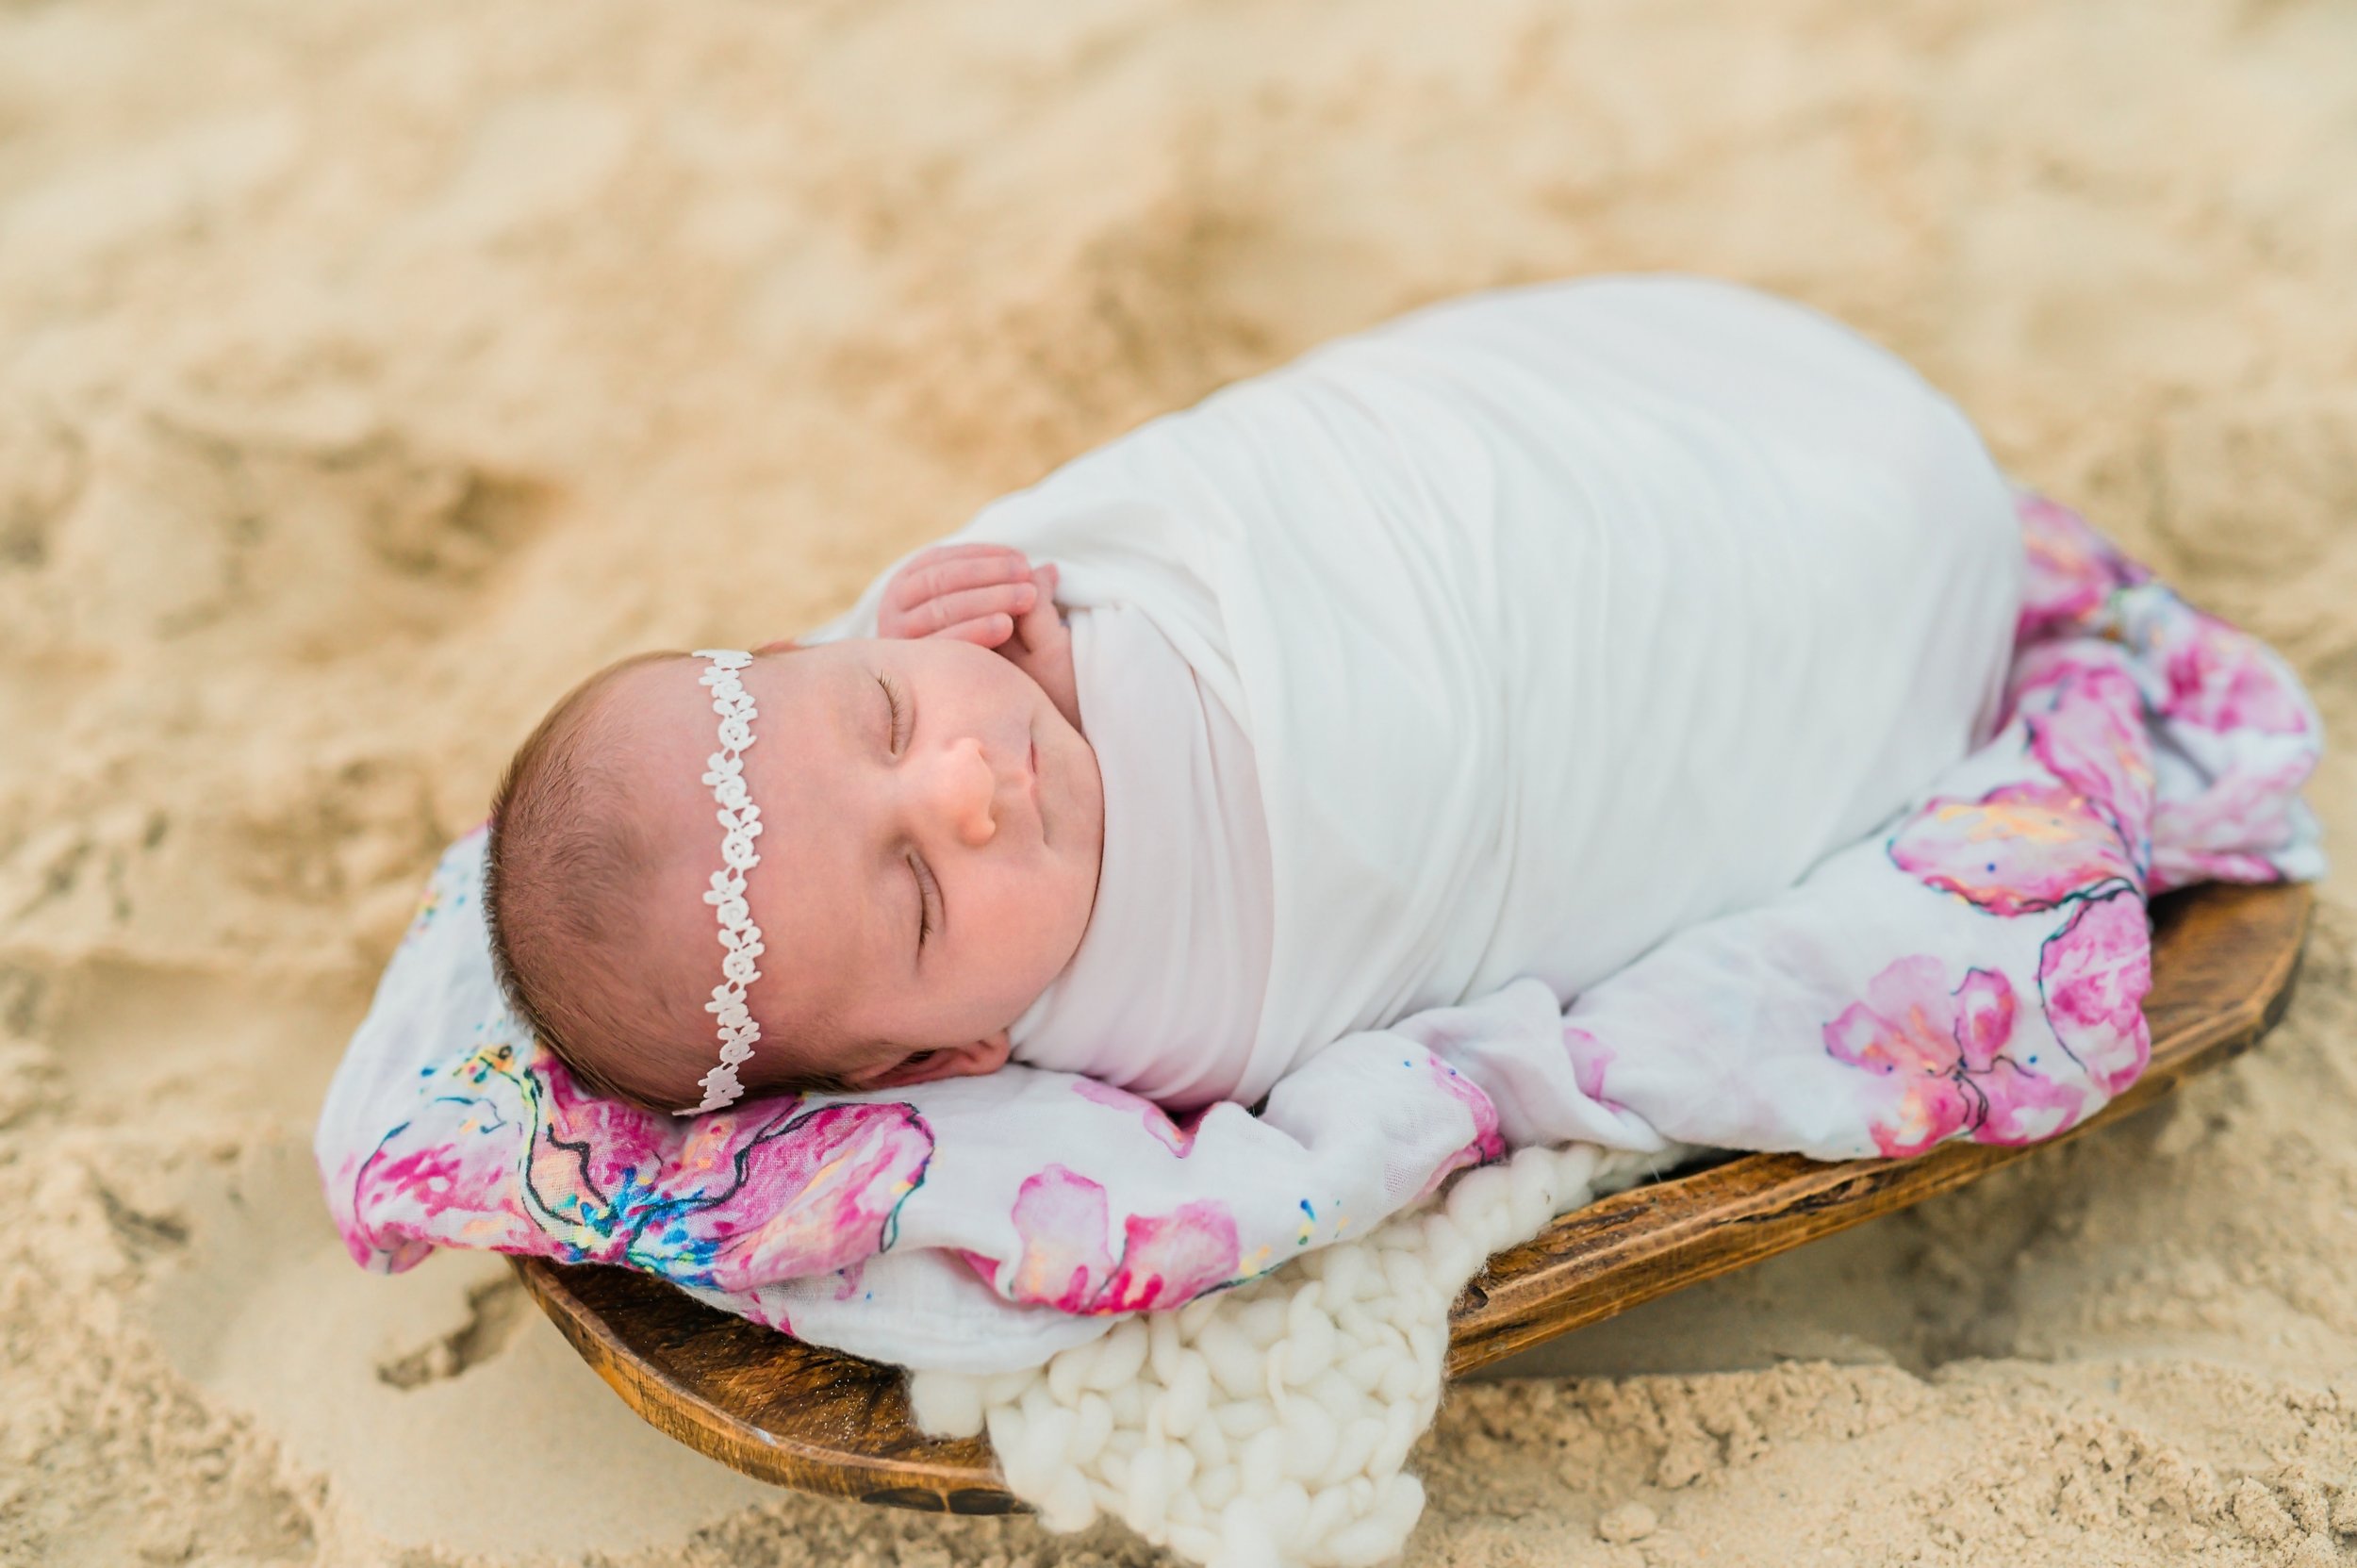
[485,638,1103,1111]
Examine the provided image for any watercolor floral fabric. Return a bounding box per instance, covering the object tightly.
[316,491,2320,1373]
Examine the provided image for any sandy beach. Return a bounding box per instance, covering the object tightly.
[3,0,2353,1563]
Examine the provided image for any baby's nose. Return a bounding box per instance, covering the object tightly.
[928,736,997,848]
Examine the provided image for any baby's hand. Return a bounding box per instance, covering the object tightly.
[878,543,1039,647]
[1001,562,1082,734]
[877,544,1081,732]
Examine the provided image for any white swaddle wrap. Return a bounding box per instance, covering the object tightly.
[824,275,2022,1104]
[1007,603,1274,1108]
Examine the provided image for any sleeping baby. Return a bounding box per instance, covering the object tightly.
[484,275,2021,1117]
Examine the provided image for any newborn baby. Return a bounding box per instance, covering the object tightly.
[486,275,2021,1117]
[486,553,1120,1108]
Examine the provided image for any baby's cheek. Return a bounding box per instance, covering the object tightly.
[983,866,1088,979]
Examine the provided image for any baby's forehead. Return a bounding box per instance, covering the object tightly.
[600,644,861,728]
[595,648,874,989]
[591,658,723,785]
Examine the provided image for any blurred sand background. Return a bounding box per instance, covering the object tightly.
[3,0,2355,1563]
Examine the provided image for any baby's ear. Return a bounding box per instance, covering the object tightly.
[858,1032,1011,1089]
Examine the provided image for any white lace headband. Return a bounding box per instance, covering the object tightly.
[681,649,765,1115]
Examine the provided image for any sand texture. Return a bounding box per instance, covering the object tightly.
[3,0,2354,1563]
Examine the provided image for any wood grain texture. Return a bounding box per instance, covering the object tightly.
[511,879,2313,1511]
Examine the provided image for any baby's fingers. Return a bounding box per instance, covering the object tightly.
[912,581,1036,636]
[931,613,1016,648]
[886,544,1034,613]
[1008,563,1063,652]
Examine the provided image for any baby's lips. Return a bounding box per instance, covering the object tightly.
[750,637,799,655]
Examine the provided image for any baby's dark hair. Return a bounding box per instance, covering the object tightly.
[483,652,857,1111]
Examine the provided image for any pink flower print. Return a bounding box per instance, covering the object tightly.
[1429,1056,1507,1168]
[1969,1054,2090,1146]
[1071,1078,1202,1158]
[1097,1203,1243,1313]
[534,1052,670,1201]
[2020,659,2157,866]
[1905,650,2162,916]
[2014,491,2149,644]
[506,1051,688,1259]
[1823,960,2009,1157]
[1004,1164,1116,1309]
[672,1102,935,1293]
[1409,1056,1507,1200]
[1888,783,2136,916]
[2159,613,2310,735]
[354,1132,533,1246]
[1564,1027,1628,1115]
[347,1067,552,1264]
[2150,754,2316,893]
[1822,957,2084,1158]
[998,1166,1241,1313]
[2037,890,2152,1098]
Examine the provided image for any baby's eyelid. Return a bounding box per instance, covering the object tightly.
[910,852,941,949]
[877,673,912,755]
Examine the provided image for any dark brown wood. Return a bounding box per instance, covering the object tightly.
[512,1253,1020,1511]
[513,880,2312,1511]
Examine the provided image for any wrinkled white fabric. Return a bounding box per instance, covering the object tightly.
[822,274,2021,1105]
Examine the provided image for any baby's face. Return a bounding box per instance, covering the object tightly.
[605,638,1103,1094]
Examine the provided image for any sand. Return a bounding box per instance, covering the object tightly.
[1,0,2353,1563]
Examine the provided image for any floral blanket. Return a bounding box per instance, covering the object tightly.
[315,493,2321,1374]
